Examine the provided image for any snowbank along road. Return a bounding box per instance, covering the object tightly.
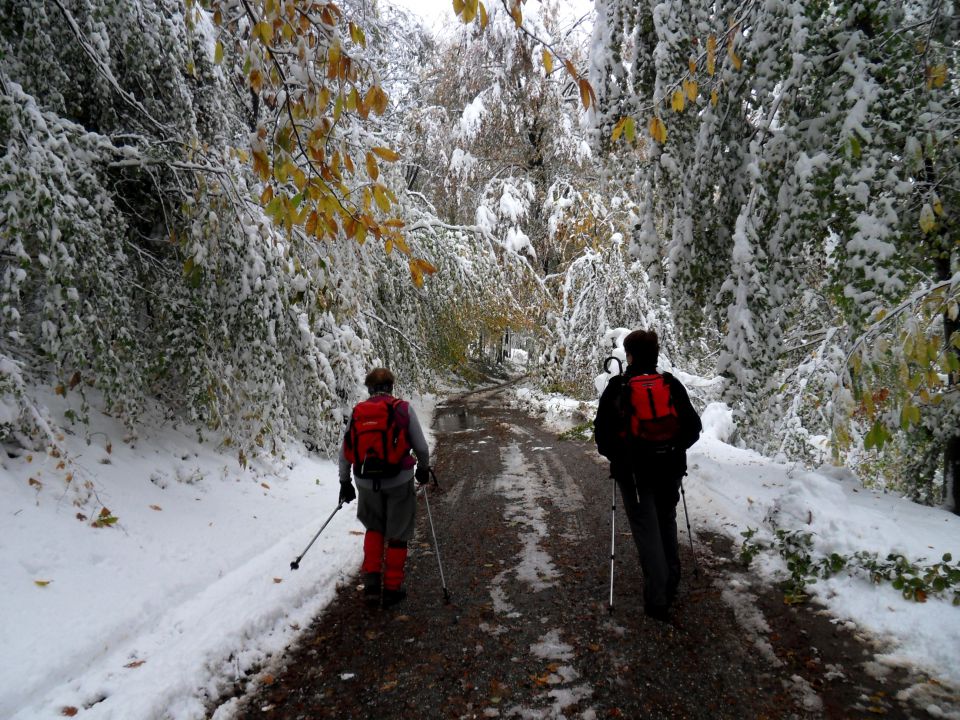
[225,384,943,719]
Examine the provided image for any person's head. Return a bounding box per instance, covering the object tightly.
[365,367,395,395]
[623,329,659,371]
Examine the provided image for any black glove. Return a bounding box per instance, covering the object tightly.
[339,482,356,504]
[415,465,430,486]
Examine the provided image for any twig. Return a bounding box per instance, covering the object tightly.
[50,0,166,133]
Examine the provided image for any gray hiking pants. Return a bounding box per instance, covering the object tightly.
[616,473,681,609]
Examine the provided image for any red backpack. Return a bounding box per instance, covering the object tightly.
[343,396,412,480]
[620,373,681,446]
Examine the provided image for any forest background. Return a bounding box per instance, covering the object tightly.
[1,0,958,512]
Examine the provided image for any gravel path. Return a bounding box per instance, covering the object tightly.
[225,385,949,719]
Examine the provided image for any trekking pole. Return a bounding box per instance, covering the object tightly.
[608,475,617,614]
[602,355,623,615]
[423,468,452,604]
[679,475,699,577]
[290,500,344,571]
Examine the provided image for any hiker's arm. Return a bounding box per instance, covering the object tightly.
[593,377,621,460]
[338,415,352,484]
[669,378,702,450]
[406,406,430,470]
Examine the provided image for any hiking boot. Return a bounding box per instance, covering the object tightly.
[363,572,381,603]
[382,588,407,608]
[644,604,670,623]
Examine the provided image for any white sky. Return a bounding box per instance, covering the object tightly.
[387,0,594,35]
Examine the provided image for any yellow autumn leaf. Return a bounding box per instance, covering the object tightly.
[371,86,389,115]
[392,233,411,255]
[578,78,592,109]
[919,203,936,233]
[479,2,488,29]
[706,35,717,76]
[671,89,685,112]
[365,152,379,181]
[463,0,478,23]
[292,168,307,190]
[543,50,554,74]
[214,41,224,65]
[373,184,391,212]
[409,258,437,288]
[711,88,719,106]
[649,116,667,144]
[349,22,366,47]
[453,0,465,15]
[510,2,522,27]
[372,146,400,162]
[252,149,270,180]
[928,64,948,89]
[728,36,742,71]
[688,57,697,75]
[932,195,944,216]
[684,79,698,101]
[611,117,628,142]
[35,580,52,587]
[253,21,272,45]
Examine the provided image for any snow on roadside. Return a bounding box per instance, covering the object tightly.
[1,390,435,720]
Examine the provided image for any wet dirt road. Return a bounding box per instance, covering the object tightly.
[226,384,944,719]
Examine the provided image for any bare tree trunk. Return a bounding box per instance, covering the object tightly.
[944,304,959,514]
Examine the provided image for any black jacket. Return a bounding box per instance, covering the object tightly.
[594,367,702,482]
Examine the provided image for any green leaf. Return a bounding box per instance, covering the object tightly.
[849,136,861,159]
[214,41,224,65]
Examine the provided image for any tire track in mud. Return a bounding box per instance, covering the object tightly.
[223,385,943,720]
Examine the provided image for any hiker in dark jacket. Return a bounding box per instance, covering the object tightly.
[338,368,430,607]
[594,329,702,621]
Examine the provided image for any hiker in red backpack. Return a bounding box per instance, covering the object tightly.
[338,368,430,608]
[593,329,702,622]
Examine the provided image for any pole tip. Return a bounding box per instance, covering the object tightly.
[290,560,299,571]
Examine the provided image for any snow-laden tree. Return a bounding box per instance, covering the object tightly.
[586,0,959,507]
[0,0,534,466]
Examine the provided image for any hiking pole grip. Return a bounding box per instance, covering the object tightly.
[603,356,624,376]
[290,500,344,571]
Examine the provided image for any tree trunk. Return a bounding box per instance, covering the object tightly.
[944,305,959,514]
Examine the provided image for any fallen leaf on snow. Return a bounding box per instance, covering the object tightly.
[149,505,162,511]
[125,660,146,668]
[34,580,52,587]
[273,577,283,584]
[261,482,270,489]
[61,708,78,717]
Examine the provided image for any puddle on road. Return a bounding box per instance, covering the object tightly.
[435,406,477,432]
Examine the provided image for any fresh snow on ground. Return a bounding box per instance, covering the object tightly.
[3,378,959,719]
